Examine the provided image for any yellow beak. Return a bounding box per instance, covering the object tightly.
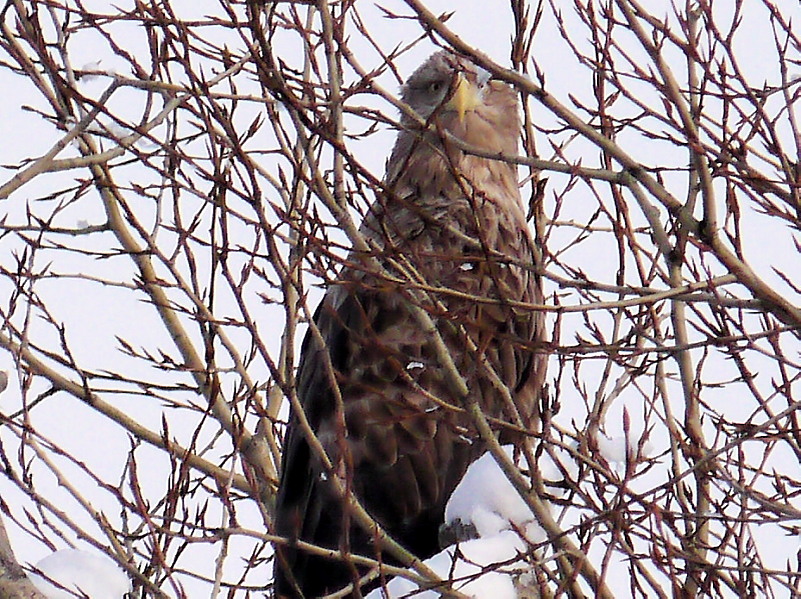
[446,73,482,122]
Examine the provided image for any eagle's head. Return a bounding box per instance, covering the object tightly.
[399,51,519,146]
[387,50,521,196]
[401,51,490,120]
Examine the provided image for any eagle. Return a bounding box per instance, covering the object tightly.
[273,50,546,598]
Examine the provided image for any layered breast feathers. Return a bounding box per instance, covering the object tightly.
[273,50,545,599]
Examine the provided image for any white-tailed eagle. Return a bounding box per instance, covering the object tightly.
[273,50,545,598]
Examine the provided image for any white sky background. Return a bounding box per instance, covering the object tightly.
[0,0,800,597]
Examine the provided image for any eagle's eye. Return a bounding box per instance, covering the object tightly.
[428,80,445,95]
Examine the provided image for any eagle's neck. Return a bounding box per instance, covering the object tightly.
[389,140,520,206]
